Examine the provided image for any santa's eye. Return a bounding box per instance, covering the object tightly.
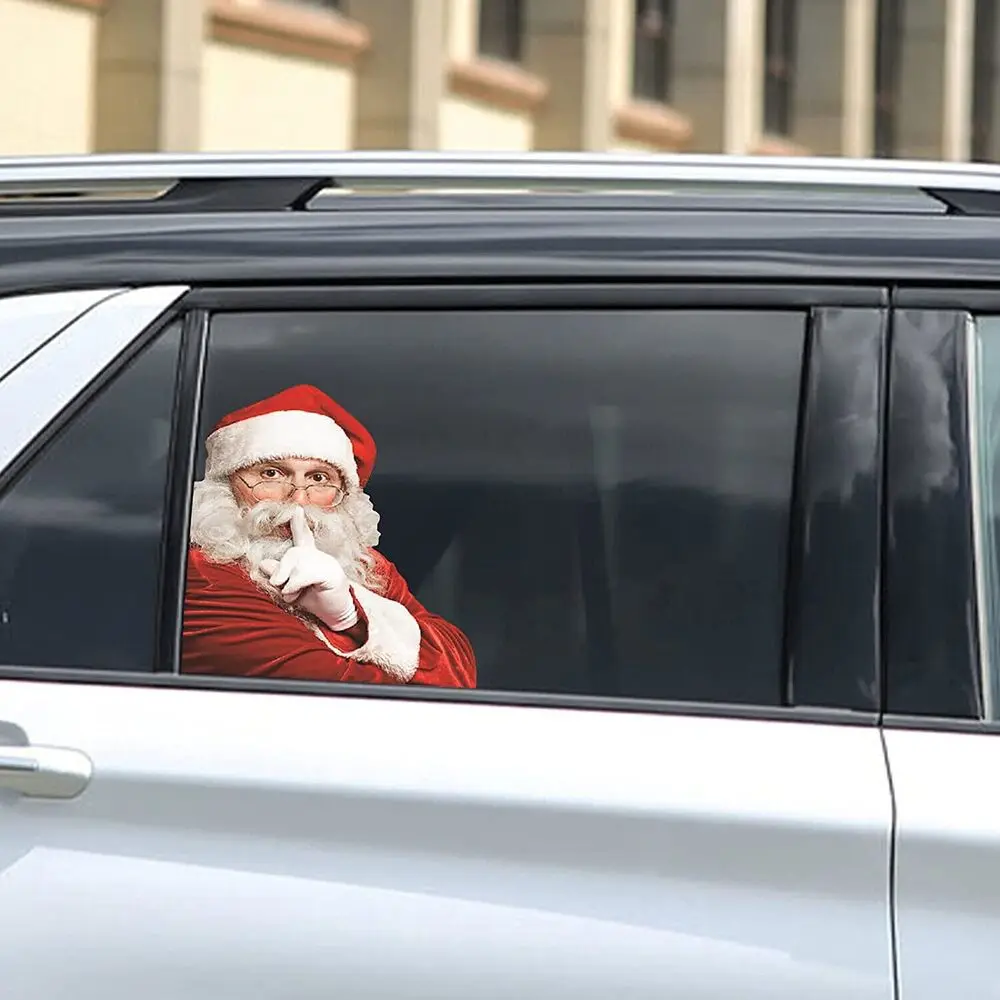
[308,472,330,484]
[258,467,283,479]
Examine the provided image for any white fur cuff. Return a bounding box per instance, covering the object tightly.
[312,586,420,682]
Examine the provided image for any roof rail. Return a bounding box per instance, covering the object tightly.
[1,151,1000,214]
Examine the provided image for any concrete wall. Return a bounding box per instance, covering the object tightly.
[438,0,538,152]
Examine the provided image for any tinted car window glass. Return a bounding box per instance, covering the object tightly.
[0,322,181,671]
[971,314,1000,717]
[193,310,803,705]
[886,310,981,718]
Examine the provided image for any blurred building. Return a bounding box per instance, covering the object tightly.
[0,0,995,160]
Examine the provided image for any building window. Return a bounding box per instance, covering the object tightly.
[478,0,523,62]
[632,0,675,103]
[874,0,904,157]
[763,0,797,136]
[287,0,346,10]
[972,0,999,161]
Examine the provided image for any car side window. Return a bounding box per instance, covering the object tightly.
[971,314,1000,717]
[0,321,182,671]
[184,309,804,706]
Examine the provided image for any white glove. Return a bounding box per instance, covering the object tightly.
[259,507,359,631]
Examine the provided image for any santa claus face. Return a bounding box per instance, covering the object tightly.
[230,458,347,530]
[189,455,382,597]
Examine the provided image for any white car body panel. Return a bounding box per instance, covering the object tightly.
[884,727,1000,1000]
[0,680,893,1000]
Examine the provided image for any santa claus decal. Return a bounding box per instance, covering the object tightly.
[182,384,477,688]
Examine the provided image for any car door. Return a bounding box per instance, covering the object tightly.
[882,297,1000,1000]
[0,283,894,1000]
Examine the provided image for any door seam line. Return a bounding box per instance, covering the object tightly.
[880,727,901,1000]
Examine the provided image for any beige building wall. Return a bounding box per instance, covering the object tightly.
[201,0,366,151]
[0,0,992,167]
[351,0,445,150]
[94,0,203,153]
[672,0,728,153]
[438,0,541,151]
[202,42,354,150]
[606,0,695,154]
[0,0,98,154]
[897,0,949,158]
[791,0,848,156]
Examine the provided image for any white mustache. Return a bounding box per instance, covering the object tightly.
[242,501,331,539]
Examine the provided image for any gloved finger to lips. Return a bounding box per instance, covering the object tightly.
[290,506,318,549]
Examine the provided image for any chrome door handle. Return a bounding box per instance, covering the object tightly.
[0,745,92,799]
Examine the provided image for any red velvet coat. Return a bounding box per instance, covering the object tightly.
[182,547,476,688]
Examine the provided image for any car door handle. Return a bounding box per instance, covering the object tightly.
[0,745,92,799]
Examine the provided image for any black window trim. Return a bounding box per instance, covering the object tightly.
[0,280,889,729]
[882,285,1000,735]
[884,303,980,720]
[787,305,887,713]
[156,308,209,674]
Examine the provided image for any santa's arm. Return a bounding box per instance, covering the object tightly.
[366,553,477,689]
[182,553,401,684]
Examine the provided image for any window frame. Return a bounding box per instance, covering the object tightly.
[884,287,1000,733]
[0,289,190,675]
[0,281,887,727]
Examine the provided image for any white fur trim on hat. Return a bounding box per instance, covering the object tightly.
[205,409,359,488]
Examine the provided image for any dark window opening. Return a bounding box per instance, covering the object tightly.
[478,0,523,63]
[874,0,904,157]
[763,0,797,137]
[632,0,675,103]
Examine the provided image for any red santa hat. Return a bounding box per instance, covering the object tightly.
[204,384,376,490]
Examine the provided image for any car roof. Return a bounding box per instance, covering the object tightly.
[2,151,1000,292]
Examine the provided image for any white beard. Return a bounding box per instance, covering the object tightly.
[189,479,385,598]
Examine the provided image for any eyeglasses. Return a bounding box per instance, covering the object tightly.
[236,473,346,508]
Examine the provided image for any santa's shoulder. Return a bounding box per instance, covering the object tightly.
[187,545,249,586]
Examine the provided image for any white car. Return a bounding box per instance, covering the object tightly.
[0,150,996,999]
